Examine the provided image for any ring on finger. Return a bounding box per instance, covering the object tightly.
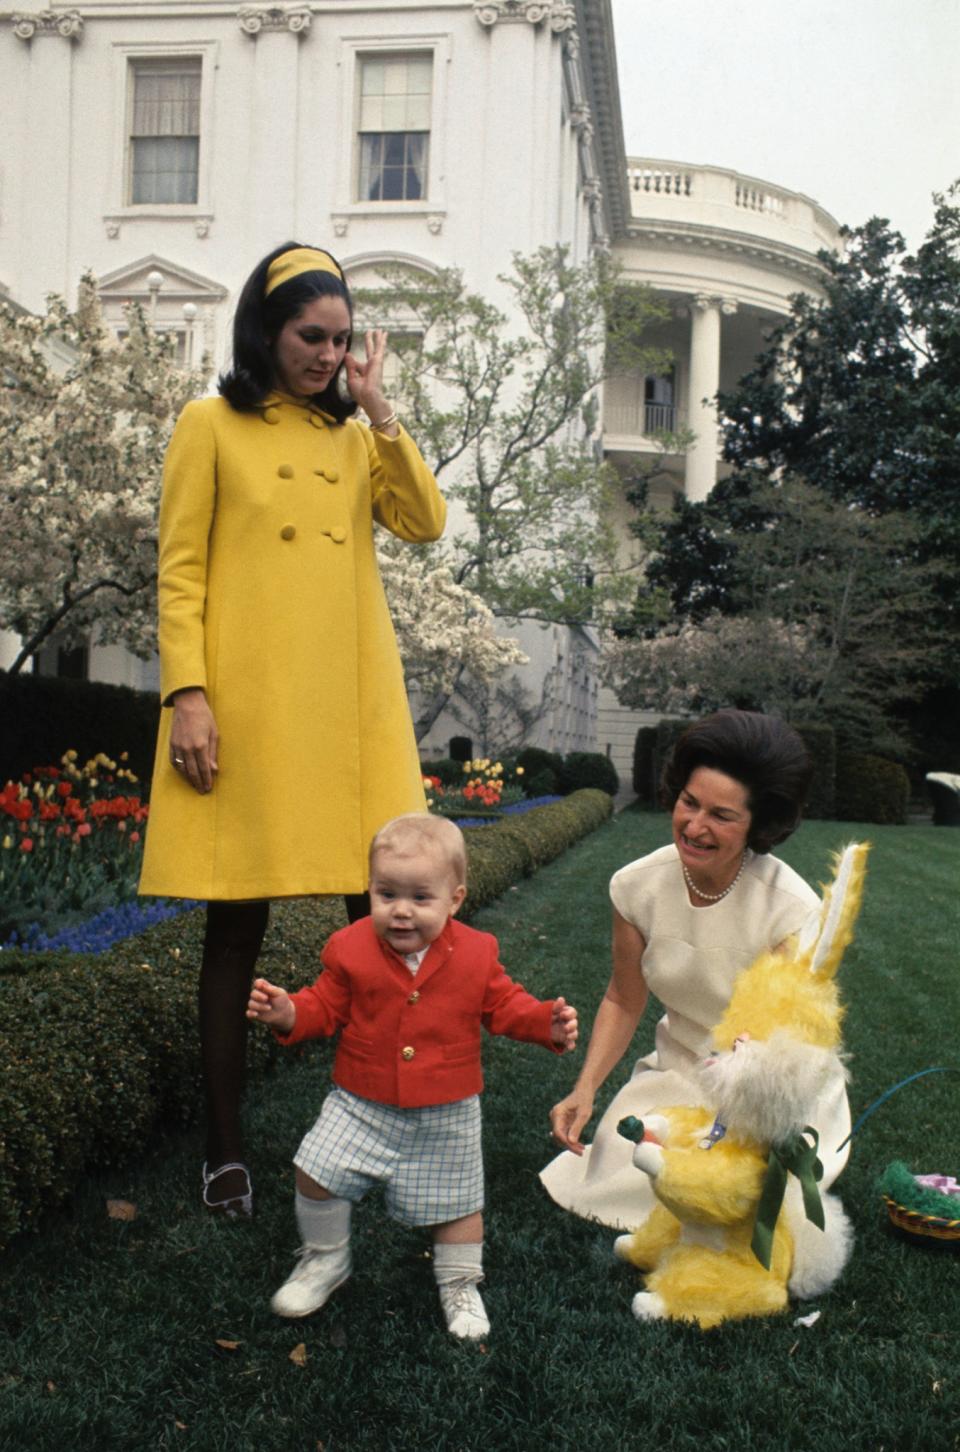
[173,756,185,766]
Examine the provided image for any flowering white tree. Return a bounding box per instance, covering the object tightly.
[376,540,527,741]
[0,278,205,673]
[602,614,827,720]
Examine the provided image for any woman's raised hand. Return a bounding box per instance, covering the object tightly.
[169,688,219,794]
[343,328,394,425]
[549,1087,595,1155]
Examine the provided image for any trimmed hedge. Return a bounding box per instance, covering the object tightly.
[835,752,910,825]
[0,671,160,784]
[0,791,612,1251]
[632,725,658,803]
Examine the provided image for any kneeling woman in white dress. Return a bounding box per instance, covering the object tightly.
[540,709,850,1230]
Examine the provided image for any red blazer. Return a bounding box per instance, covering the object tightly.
[278,916,561,1108]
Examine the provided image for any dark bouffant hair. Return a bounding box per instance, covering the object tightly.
[661,710,813,853]
[218,240,357,421]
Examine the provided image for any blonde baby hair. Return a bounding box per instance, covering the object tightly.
[370,813,467,889]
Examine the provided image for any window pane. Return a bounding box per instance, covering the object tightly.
[358,134,382,201]
[361,60,385,96]
[132,63,200,137]
[132,136,199,204]
[359,53,432,132]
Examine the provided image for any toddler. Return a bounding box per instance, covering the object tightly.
[247,812,578,1339]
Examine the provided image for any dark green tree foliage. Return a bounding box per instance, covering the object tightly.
[721,219,919,512]
[614,187,960,758]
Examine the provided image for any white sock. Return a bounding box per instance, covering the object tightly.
[433,1240,484,1287]
[295,1191,351,1251]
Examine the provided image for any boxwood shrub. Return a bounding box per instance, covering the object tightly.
[0,791,612,1250]
[793,721,836,819]
[835,752,910,825]
[515,746,563,796]
[559,751,619,797]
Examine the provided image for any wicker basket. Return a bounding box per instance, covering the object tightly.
[882,1194,960,1245]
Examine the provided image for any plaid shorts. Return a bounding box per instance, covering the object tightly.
[293,1086,484,1227]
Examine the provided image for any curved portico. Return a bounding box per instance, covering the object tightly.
[606,158,843,502]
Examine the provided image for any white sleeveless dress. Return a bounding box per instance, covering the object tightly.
[539,845,851,1229]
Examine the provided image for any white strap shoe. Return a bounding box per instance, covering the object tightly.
[270,1242,352,1318]
[438,1279,490,1340]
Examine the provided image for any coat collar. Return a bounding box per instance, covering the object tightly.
[259,390,336,423]
[378,916,457,990]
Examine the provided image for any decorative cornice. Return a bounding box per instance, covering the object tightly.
[237,4,311,36]
[12,9,83,41]
[474,1,575,31]
[626,219,833,285]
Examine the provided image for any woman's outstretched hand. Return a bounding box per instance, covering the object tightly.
[549,1088,595,1155]
[169,688,219,794]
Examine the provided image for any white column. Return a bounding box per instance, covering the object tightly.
[14,13,83,304]
[238,8,311,256]
[684,296,720,502]
[683,295,737,502]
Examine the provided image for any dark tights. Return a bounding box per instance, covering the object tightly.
[200,893,370,1169]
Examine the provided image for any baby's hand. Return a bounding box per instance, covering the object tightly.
[246,977,296,1034]
[550,996,578,1052]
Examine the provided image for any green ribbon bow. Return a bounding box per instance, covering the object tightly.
[751,1126,825,1270]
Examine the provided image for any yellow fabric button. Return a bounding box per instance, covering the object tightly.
[401,1046,415,1061]
[325,468,339,483]
[262,407,280,425]
[280,524,296,541]
[308,414,325,430]
[278,464,294,479]
[408,990,420,1004]
[330,526,347,544]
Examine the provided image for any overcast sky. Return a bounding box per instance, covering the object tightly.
[610,0,960,250]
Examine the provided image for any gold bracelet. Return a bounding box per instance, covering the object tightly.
[369,410,399,433]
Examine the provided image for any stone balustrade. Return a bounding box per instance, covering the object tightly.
[627,157,841,258]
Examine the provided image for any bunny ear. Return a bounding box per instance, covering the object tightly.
[808,841,870,980]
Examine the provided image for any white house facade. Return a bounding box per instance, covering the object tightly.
[1,1,842,778]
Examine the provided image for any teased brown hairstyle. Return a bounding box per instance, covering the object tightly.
[661,710,813,853]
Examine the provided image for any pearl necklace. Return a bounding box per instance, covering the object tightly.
[682,852,746,903]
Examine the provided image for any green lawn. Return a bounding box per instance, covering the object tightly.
[1,811,958,1451]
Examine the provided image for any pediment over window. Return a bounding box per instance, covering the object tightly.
[97,255,226,366]
[97,254,226,307]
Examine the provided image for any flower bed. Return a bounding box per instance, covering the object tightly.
[1,752,148,947]
[424,757,526,818]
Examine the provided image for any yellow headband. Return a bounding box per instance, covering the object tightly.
[264,247,343,296]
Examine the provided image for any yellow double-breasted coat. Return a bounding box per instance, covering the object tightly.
[139,393,446,901]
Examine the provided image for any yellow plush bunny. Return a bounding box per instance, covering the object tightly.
[618,842,869,1329]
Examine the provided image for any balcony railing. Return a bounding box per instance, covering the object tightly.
[605,390,682,439]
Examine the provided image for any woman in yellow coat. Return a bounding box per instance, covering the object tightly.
[140,242,446,1217]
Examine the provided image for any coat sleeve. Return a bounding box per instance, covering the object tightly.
[480,938,562,1053]
[363,423,446,542]
[156,401,217,704]
[277,935,353,1046]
